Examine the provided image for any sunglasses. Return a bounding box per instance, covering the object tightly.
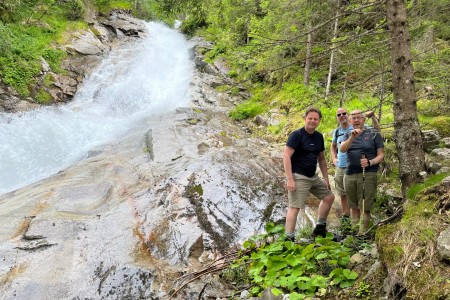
[336,112,347,117]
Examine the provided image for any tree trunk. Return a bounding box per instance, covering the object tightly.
[386,0,425,197]
[325,5,340,102]
[304,26,312,86]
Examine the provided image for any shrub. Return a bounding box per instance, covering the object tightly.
[63,0,85,21]
[229,101,265,121]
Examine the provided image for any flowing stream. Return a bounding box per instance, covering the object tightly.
[0,22,193,195]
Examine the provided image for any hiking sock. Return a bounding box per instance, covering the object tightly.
[317,218,327,225]
[286,232,295,242]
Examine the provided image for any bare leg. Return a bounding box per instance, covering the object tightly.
[363,211,371,228]
[340,195,350,216]
[317,193,335,220]
[351,208,361,225]
[285,207,300,233]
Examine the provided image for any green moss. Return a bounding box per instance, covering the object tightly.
[35,90,52,104]
[421,115,450,137]
[267,121,285,135]
[186,183,204,197]
[375,225,404,268]
[187,118,199,125]
[229,100,265,121]
[94,0,133,15]
[43,73,55,87]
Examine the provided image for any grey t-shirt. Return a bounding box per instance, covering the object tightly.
[342,129,384,175]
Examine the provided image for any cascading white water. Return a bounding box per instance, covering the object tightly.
[0,22,193,195]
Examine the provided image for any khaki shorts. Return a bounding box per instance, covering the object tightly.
[343,172,377,212]
[334,167,346,196]
[288,173,333,208]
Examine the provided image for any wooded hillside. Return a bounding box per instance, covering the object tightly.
[161,0,450,193]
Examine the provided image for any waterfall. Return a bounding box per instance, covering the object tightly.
[0,22,193,195]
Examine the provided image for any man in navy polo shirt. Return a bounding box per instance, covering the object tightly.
[340,109,384,234]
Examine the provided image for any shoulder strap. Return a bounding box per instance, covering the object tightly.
[334,127,343,141]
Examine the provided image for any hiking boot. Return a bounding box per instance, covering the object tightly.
[312,223,328,238]
[286,234,296,242]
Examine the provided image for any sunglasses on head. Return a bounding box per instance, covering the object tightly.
[336,112,347,117]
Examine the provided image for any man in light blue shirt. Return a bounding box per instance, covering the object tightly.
[331,108,353,222]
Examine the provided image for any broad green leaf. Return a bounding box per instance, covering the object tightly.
[289,292,306,300]
[243,240,256,249]
[249,261,265,276]
[286,253,303,266]
[329,267,342,277]
[250,286,261,294]
[340,280,355,288]
[265,222,274,233]
[291,267,304,277]
[347,271,358,280]
[315,252,328,260]
[267,255,287,270]
[271,287,283,296]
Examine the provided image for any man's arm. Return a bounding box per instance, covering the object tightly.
[365,111,381,131]
[340,129,363,152]
[331,141,338,166]
[318,151,330,190]
[361,148,385,168]
[283,146,296,191]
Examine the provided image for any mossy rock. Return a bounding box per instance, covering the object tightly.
[375,196,449,299]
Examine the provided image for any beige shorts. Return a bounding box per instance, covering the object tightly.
[334,167,346,196]
[343,172,378,211]
[288,173,333,208]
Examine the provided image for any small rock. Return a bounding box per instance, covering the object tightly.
[437,226,450,261]
[443,137,450,148]
[371,245,379,259]
[419,171,428,179]
[427,161,443,174]
[350,253,365,264]
[437,167,450,175]
[240,290,250,299]
[261,287,282,300]
[431,148,450,160]
[363,260,382,280]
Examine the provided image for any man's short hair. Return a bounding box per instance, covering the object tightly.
[304,106,322,119]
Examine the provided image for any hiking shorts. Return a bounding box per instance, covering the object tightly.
[334,167,346,196]
[343,172,377,212]
[288,173,333,208]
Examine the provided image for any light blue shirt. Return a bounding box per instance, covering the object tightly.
[332,126,353,168]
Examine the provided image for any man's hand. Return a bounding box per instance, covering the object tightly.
[324,181,331,191]
[365,111,374,118]
[360,157,370,168]
[286,178,296,191]
[351,128,363,137]
[332,157,338,166]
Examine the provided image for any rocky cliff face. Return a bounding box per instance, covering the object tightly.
[0,11,146,113]
[0,27,288,299]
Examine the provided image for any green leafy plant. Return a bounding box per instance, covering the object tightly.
[227,222,358,298]
[356,281,371,298]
